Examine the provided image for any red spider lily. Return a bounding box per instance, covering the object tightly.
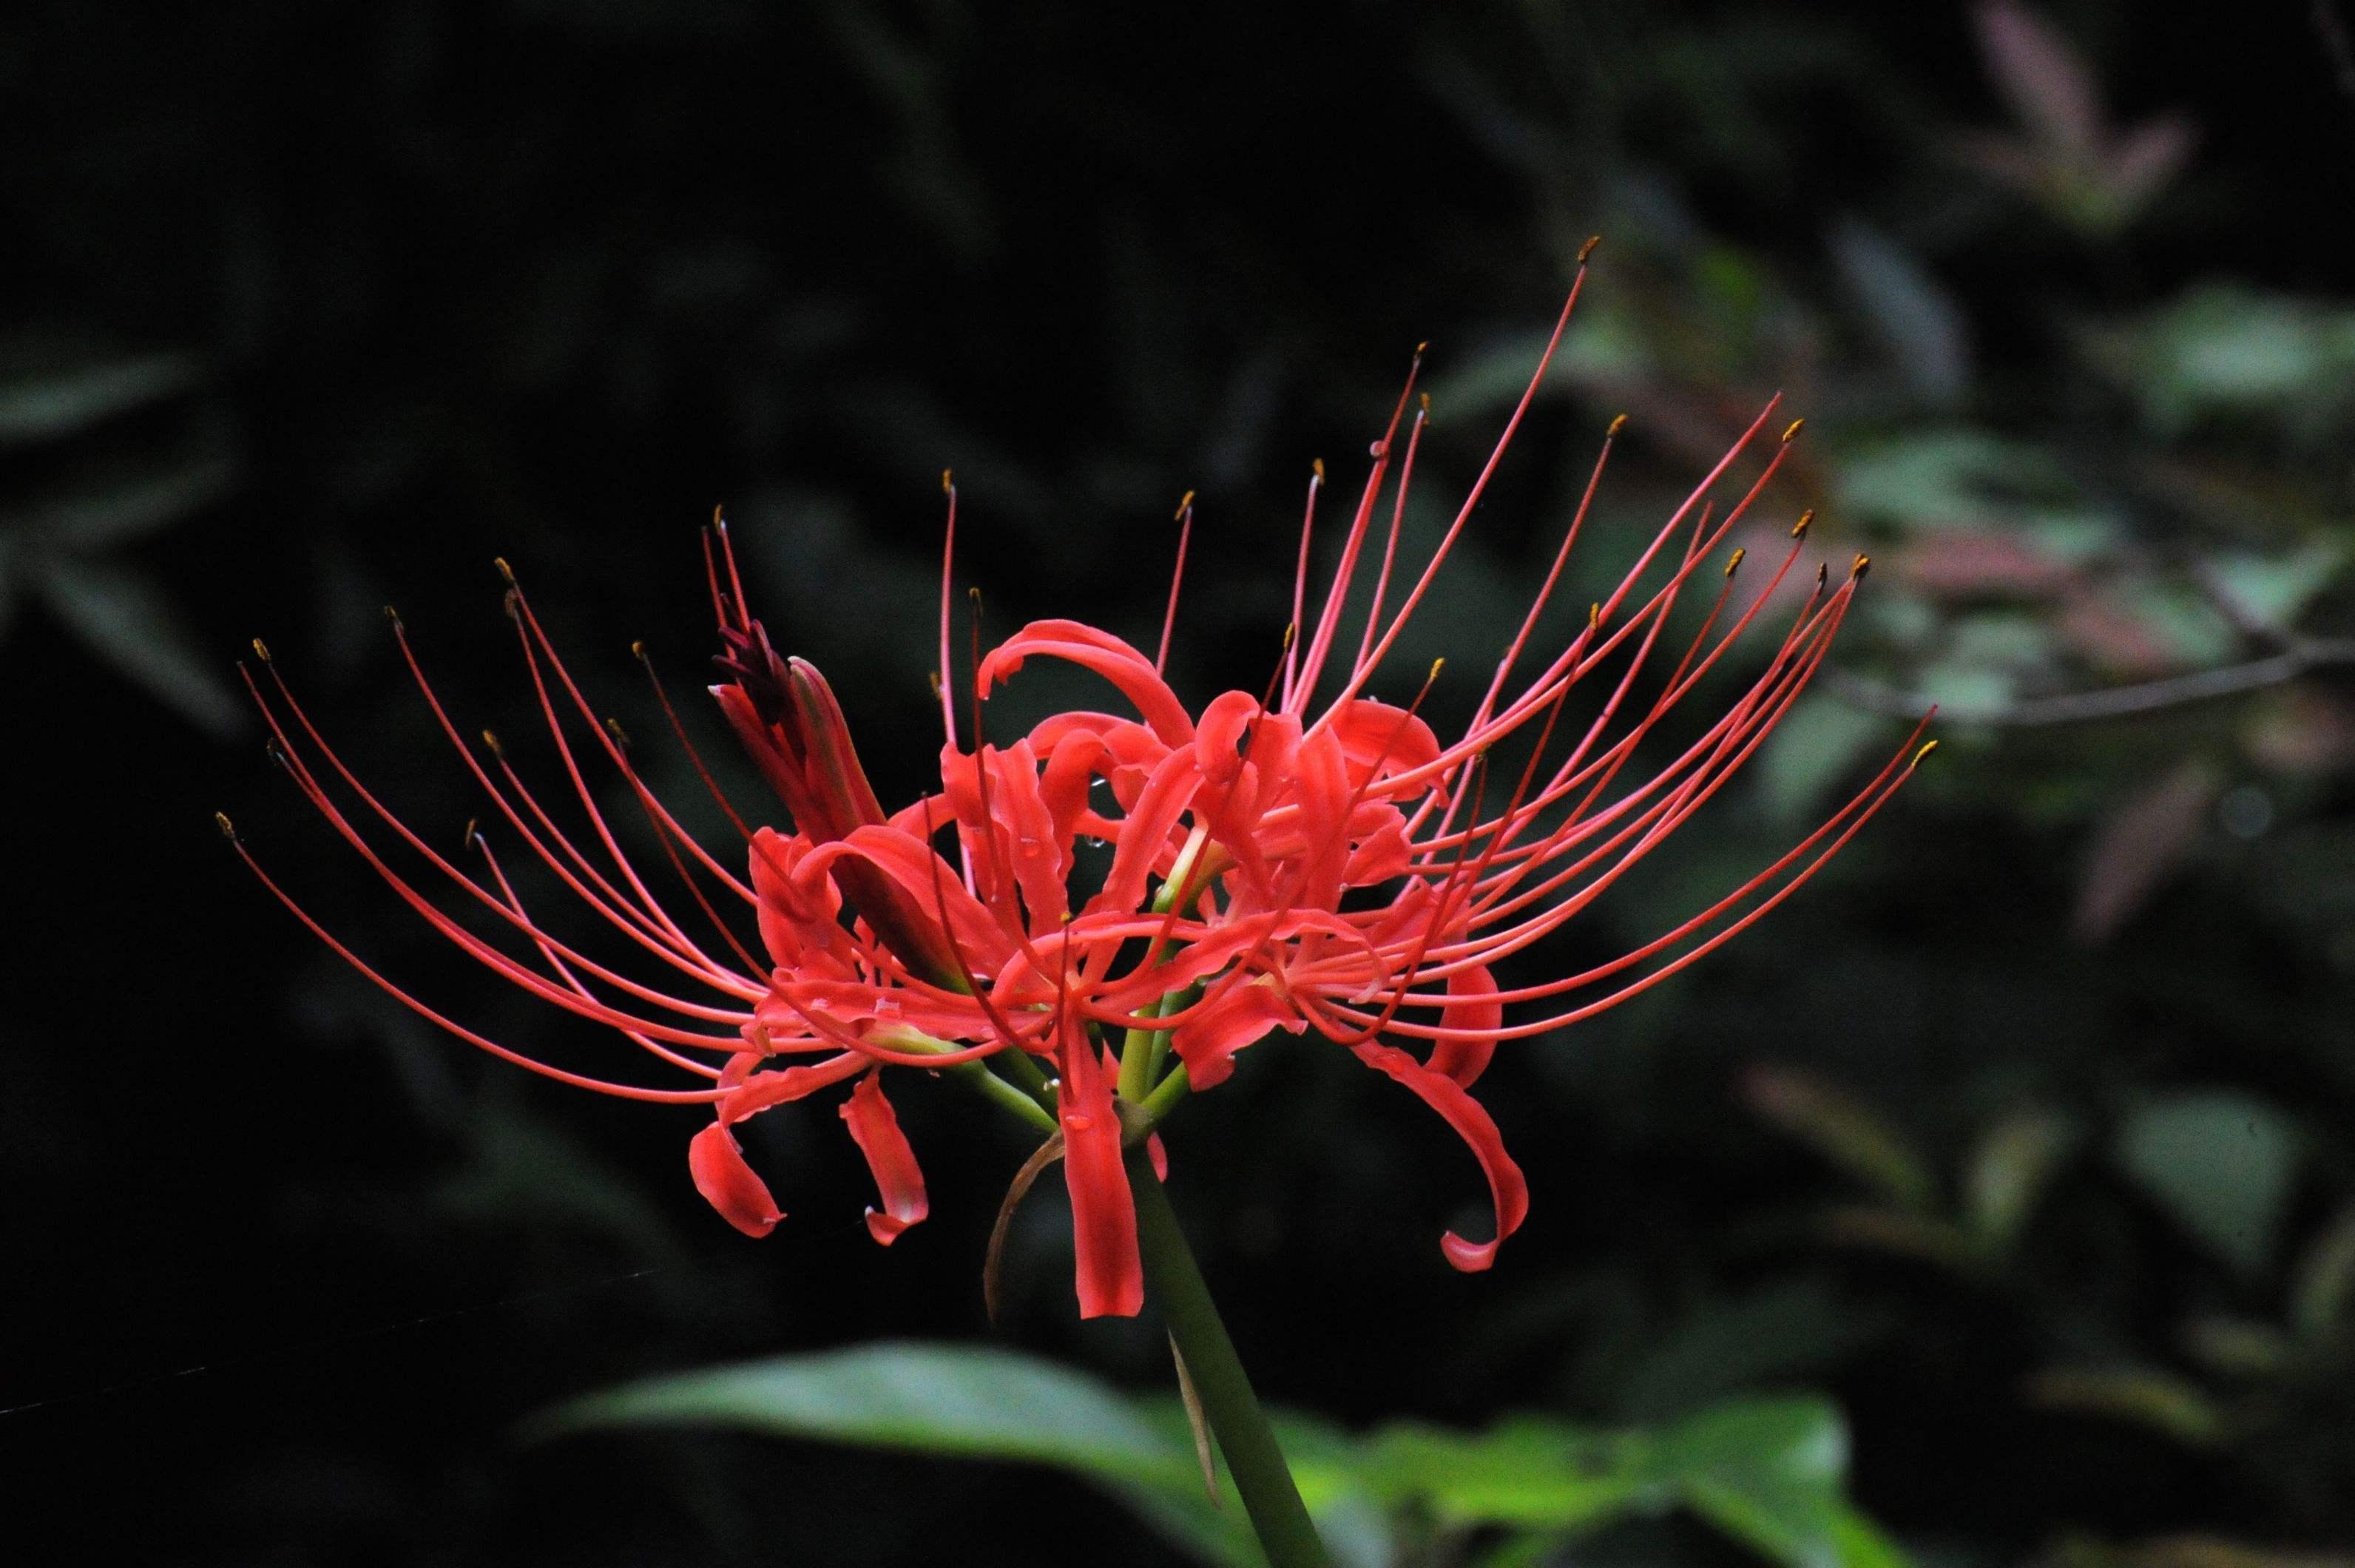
[225,256,1930,1320]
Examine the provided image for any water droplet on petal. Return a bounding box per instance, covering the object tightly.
[1063,1113,1094,1132]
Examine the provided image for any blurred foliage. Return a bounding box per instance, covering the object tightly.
[536,1341,1901,1568]
[7,0,2355,1565]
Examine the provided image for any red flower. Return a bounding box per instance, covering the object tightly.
[227,264,1928,1319]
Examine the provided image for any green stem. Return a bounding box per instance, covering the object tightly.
[1124,1140,1331,1568]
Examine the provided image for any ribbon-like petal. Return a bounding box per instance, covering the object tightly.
[1055,1021,1142,1318]
[1425,963,1501,1087]
[839,1072,929,1245]
[1351,1041,1527,1271]
[688,1121,785,1238]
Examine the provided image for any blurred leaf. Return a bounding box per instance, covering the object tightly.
[536,1339,1187,1476]
[2289,1206,2355,1340]
[1746,1067,1938,1212]
[2205,546,2348,634]
[1365,1399,1899,1568]
[1422,331,1570,423]
[1835,430,2069,533]
[1654,1399,1905,1568]
[2114,1091,2300,1276]
[1964,1109,2075,1251]
[541,1345,1901,1567]
[2071,760,2219,942]
[13,450,239,550]
[1612,1280,1894,1422]
[1831,218,1969,408]
[1359,1418,1645,1530]
[2027,1366,2227,1446]
[1819,1207,1979,1271]
[0,352,200,444]
[1906,658,2017,719]
[1972,1,2101,158]
[2118,286,2355,437]
[532,1342,1261,1565]
[33,554,245,735]
[2180,1317,2292,1379]
[1756,695,1891,828]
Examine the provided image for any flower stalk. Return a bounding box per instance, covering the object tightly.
[1124,1134,1332,1568]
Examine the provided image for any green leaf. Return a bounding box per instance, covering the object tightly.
[0,353,200,444]
[1359,1417,1648,1530]
[34,554,244,735]
[1357,1399,1902,1568]
[2206,545,2347,634]
[534,1346,1903,1568]
[1744,1067,1938,1214]
[1963,1110,2075,1252]
[1651,1399,1901,1568]
[2026,1366,2226,1446]
[2290,1206,2355,1340]
[1834,429,2065,533]
[2114,1091,2300,1276]
[535,1339,1193,1479]
[532,1342,1262,1566]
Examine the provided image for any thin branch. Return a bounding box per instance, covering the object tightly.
[1823,637,2355,728]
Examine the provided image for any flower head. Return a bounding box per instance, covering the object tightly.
[229,260,1929,1319]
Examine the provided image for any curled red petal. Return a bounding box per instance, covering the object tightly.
[978,620,1197,746]
[1351,1041,1527,1271]
[721,1049,869,1123]
[688,1121,784,1238]
[1057,1027,1142,1318]
[1169,976,1304,1090]
[1425,963,1501,1087]
[839,1072,928,1246]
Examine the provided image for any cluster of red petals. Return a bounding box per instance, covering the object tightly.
[232,263,1928,1321]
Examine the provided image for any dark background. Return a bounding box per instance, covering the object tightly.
[6,1,2354,1563]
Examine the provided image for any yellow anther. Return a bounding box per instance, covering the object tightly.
[214,811,237,839]
[1814,563,1829,589]
[382,605,404,630]
[1312,458,1325,482]
[1724,547,1746,577]
[942,468,954,493]
[1780,419,1805,443]
[1606,413,1628,438]
[1911,739,1939,767]
[1175,489,1195,519]
[481,729,505,759]
[605,716,632,748]
[494,557,516,584]
[1851,552,1871,581]
[250,637,272,663]
[1587,601,1601,631]
[1577,234,1601,263]
[1791,508,1815,539]
[631,639,648,660]
[1414,339,1429,356]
